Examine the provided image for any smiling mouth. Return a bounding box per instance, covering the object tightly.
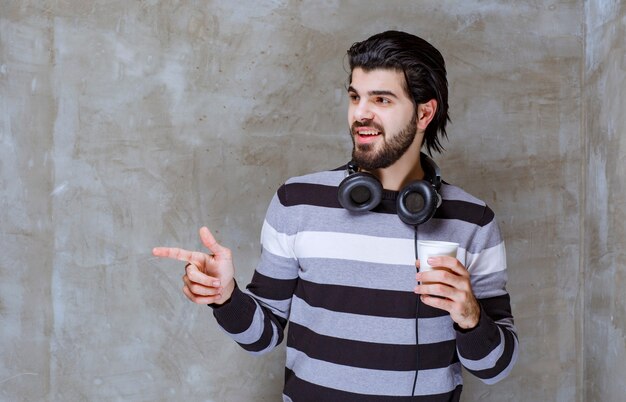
[351,121,384,146]
[357,129,380,136]
[353,127,383,145]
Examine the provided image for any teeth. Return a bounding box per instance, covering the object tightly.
[359,130,379,136]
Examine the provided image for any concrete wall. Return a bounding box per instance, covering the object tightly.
[0,1,618,401]
[584,1,626,401]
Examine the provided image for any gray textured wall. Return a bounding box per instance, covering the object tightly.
[584,1,626,401]
[0,1,622,401]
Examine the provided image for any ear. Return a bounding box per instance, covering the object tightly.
[416,99,437,131]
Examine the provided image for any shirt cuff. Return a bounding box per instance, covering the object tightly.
[455,305,502,358]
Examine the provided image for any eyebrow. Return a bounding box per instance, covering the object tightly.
[347,86,400,99]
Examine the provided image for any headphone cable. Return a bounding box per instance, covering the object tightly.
[411,225,420,396]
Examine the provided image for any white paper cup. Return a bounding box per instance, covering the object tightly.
[417,240,459,272]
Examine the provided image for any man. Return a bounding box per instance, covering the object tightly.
[153,31,518,401]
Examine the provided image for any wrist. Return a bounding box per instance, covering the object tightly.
[456,299,481,330]
[455,303,483,333]
[458,315,479,330]
[213,280,236,305]
[215,279,235,304]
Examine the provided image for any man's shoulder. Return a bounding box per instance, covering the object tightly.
[270,166,347,209]
[283,165,347,187]
[439,182,498,227]
[440,182,488,207]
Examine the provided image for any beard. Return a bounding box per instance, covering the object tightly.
[350,113,418,170]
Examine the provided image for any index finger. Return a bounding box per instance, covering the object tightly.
[152,246,203,264]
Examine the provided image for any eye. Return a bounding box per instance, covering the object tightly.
[376,97,391,105]
[348,93,359,103]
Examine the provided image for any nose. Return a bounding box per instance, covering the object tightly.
[352,100,374,122]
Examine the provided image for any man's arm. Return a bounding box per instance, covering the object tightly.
[414,213,518,384]
[211,189,301,354]
[455,292,518,384]
[153,188,300,355]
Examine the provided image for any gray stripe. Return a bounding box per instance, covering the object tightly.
[289,295,455,345]
[459,327,505,371]
[298,258,415,292]
[220,298,279,352]
[496,317,516,331]
[419,315,456,345]
[467,220,504,254]
[265,200,412,238]
[264,203,502,251]
[249,327,279,356]
[259,250,506,298]
[482,335,519,384]
[420,218,503,253]
[257,249,300,280]
[471,270,509,298]
[244,289,292,320]
[285,169,345,186]
[286,348,463,396]
[265,196,503,252]
[439,183,485,205]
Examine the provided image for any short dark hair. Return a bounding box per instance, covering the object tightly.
[347,31,450,155]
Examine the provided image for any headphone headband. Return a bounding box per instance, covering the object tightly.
[419,153,442,191]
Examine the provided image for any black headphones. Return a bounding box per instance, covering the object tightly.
[337,153,442,226]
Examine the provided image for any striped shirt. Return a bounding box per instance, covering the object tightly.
[213,167,518,401]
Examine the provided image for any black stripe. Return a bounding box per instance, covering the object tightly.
[295,279,449,319]
[457,294,514,360]
[434,200,494,227]
[288,322,458,371]
[247,271,299,301]
[278,183,341,208]
[464,326,517,380]
[284,368,463,402]
[372,195,492,226]
[479,293,513,322]
[277,182,495,227]
[239,308,284,352]
[372,194,399,214]
[212,286,256,334]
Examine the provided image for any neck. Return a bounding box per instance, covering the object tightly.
[371,142,424,191]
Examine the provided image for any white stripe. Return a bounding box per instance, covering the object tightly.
[465,242,507,275]
[261,220,297,260]
[262,221,505,275]
[294,231,416,266]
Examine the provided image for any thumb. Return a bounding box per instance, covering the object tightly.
[199,227,229,257]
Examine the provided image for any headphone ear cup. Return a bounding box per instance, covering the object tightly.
[397,180,439,226]
[337,172,383,212]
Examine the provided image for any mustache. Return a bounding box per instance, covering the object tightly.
[351,120,385,134]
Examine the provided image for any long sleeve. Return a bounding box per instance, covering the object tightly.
[212,185,300,354]
[455,207,519,384]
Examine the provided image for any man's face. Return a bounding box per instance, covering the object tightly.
[348,67,421,170]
